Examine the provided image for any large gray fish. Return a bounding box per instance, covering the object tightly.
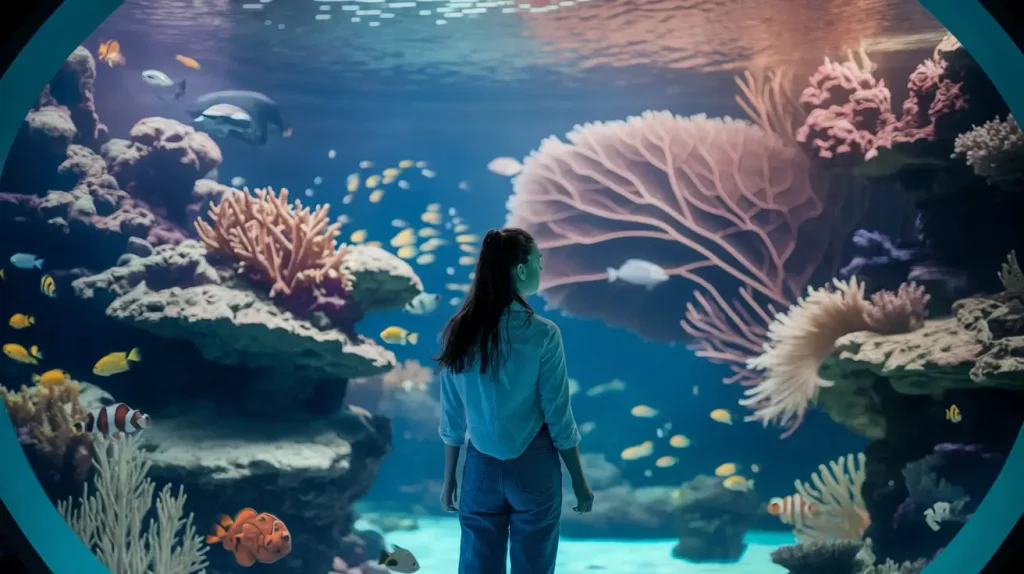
[185,90,292,145]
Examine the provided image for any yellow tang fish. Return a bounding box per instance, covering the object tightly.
[347,174,360,193]
[33,369,69,386]
[425,202,441,212]
[416,161,428,168]
[382,167,400,178]
[390,227,417,248]
[458,256,476,266]
[380,326,418,346]
[397,245,418,260]
[349,229,368,244]
[369,190,385,203]
[398,160,414,168]
[365,175,381,188]
[419,238,447,252]
[669,434,691,448]
[417,227,440,238]
[630,405,658,418]
[40,274,57,297]
[455,234,480,244]
[421,211,443,225]
[655,456,678,468]
[93,347,142,377]
[454,224,470,233]
[359,160,374,169]
[3,343,42,365]
[416,253,436,265]
[722,475,754,492]
[620,440,654,461]
[459,244,476,254]
[714,462,737,477]
[710,408,733,425]
[946,404,962,423]
[9,314,35,329]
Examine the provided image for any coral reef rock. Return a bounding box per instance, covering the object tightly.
[341,244,424,315]
[671,474,760,562]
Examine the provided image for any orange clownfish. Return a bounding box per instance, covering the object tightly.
[767,494,819,530]
[206,509,292,567]
[97,40,126,67]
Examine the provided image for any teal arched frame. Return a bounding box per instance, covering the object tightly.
[0,0,1022,572]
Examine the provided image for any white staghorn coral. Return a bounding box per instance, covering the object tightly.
[741,277,871,437]
[952,114,1024,190]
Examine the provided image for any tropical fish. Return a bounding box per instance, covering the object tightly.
[419,238,447,252]
[328,149,337,159]
[389,228,415,248]
[230,176,246,187]
[458,256,476,266]
[33,369,69,387]
[369,190,385,203]
[74,403,151,439]
[568,378,580,395]
[398,160,414,168]
[93,347,142,376]
[710,409,733,425]
[946,404,961,423]
[692,385,699,396]
[459,244,476,254]
[350,230,368,244]
[3,343,42,364]
[97,40,126,66]
[455,234,479,244]
[1,268,4,280]
[487,156,523,177]
[9,314,34,329]
[40,274,56,297]
[186,90,291,145]
[449,297,462,306]
[751,463,761,473]
[421,168,436,178]
[415,253,435,265]
[404,292,440,315]
[714,462,737,477]
[421,211,443,225]
[669,434,691,448]
[175,54,201,69]
[579,421,596,435]
[446,283,471,293]
[458,181,470,191]
[206,508,293,566]
[630,404,658,418]
[722,475,755,492]
[380,326,418,346]
[398,180,410,190]
[141,70,187,101]
[415,161,428,168]
[585,379,627,396]
[391,219,408,228]
[620,440,654,461]
[454,224,470,233]
[426,203,441,212]
[347,174,361,192]
[417,227,440,238]
[767,494,818,529]
[378,544,420,573]
[607,259,669,289]
[397,246,418,259]
[655,456,678,468]
[383,167,400,178]
[366,175,381,189]
[360,160,374,169]
[9,253,43,269]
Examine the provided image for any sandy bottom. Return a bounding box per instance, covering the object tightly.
[386,517,795,573]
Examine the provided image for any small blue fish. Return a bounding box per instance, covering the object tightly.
[9,253,43,270]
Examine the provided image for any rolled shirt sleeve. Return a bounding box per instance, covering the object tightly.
[438,369,468,446]
[537,324,581,450]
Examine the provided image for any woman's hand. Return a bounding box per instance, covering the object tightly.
[572,478,594,514]
[441,478,459,512]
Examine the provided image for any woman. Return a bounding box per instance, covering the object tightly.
[436,228,595,574]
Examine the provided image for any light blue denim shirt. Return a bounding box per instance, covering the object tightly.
[438,302,581,460]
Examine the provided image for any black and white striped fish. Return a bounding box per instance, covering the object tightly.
[73,403,151,439]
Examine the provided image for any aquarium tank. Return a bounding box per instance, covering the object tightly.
[1,0,1023,572]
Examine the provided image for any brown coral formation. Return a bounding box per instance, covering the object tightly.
[0,380,93,482]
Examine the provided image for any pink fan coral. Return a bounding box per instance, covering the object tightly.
[862,281,930,334]
[506,110,848,351]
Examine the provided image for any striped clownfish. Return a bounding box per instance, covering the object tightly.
[766,494,819,529]
[73,403,151,439]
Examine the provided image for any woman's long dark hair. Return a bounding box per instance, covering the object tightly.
[435,228,535,376]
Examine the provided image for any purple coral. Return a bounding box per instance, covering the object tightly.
[862,282,930,334]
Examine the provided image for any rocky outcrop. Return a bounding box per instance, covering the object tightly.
[671,474,760,562]
[341,245,424,315]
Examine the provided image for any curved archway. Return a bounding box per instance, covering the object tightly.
[0,1,1021,573]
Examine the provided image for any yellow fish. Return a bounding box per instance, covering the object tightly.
[459,244,476,254]
[369,190,385,203]
[426,202,441,212]
[420,238,447,252]
[359,160,374,169]
[349,229,368,244]
[1,268,5,280]
[458,256,476,266]
[585,379,627,396]
[655,456,678,468]
[33,369,69,386]
[418,227,440,238]
[620,440,654,461]
[380,326,418,346]
[455,234,480,244]
[946,404,962,423]
[714,462,737,477]
[397,245,418,259]
[421,211,443,225]
[175,54,201,69]
[669,434,691,448]
[391,228,417,248]
[416,161,428,168]
[416,253,436,265]
[454,224,470,233]
[3,343,42,365]
[40,274,56,297]
[382,167,400,178]
[398,160,414,168]
[93,347,142,377]
[722,475,754,492]
[710,409,733,425]
[630,404,658,418]
[9,314,35,329]
[366,175,381,188]
[347,173,360,192]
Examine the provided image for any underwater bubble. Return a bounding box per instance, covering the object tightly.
[328,149,337,159]
[305,188,315,197]
[314,176,323,185]
[316,14,331,20]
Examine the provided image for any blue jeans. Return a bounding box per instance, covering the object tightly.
[458,426,562,574]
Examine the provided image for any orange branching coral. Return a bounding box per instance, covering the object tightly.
[194,186,353,298]
[1,380,93,481]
